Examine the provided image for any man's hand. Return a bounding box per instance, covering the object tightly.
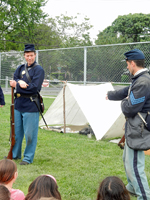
[0,105,4,107]
[10,80,17,88]
[18,80,29,88]
[10,80,29,88]
[106,94,108,100]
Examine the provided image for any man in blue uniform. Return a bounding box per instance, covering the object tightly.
[106,49,150,200]
[10,44,44,165]
[0,86,5,107]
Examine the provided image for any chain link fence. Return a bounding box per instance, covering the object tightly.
[1,42,150,93]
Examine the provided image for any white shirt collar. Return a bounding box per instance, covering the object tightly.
[134,68,148,76]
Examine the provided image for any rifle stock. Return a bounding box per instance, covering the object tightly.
[7,87,15,159]
[118,134,125,149]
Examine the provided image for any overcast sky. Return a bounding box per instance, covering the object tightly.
[42,0,150,41]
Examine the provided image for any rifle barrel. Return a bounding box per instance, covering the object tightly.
[7,87,15,160]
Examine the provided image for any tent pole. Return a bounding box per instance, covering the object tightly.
[62,81,67,133]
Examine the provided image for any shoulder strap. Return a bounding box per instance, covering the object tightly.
[24,63,40,96]
[25,64,41,97]
[25,62,38,83]
[24,64,48,128]
[25,64,31,83]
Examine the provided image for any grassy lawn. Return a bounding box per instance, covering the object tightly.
[1,94,149,200]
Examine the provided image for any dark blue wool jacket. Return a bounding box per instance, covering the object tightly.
[0,86,5,105]
[14,61,44,112]
[107,71,150,118]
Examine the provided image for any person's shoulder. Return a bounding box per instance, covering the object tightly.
[10,188,25,199]
[17,64,25,69]
[138,71,150,79]
[34,63,44,73]
[34,63,43,69]
[139,73,150,84]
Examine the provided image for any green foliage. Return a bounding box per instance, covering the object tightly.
[0,8,94,51]
[33,19,63,49]
[112,13,150,42]
[55,14,93,47]
[51,72,65,80]
[95,13,150,45]
[0,94,148,200]
[121,75,130,83]
[86,46,127,82]
[61,48,84,81]
[0,0,48,51]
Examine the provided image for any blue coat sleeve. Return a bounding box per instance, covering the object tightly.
[121,79,149,118]
[107,86,129,101]
[0,86,5,105]
[14,65,44,95]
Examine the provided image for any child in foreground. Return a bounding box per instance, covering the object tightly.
[0,159,25,200]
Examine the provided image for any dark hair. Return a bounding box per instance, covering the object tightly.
[24,51,36,54]
[127,59,145,68]
[96,176,130,200]
[25,175,61,200]
[0,159,17,184]
[0,185,11,200]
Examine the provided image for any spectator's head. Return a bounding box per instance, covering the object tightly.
[96,176,130,200]
[0,185,11,200]
[25,175,61,200]
[0,159,18,185]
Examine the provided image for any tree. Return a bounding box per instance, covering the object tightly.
[95,13,150,45]
[55,13,93,47]
[36,14,94,80]
[13,18,63,50]
[0,0,47,51]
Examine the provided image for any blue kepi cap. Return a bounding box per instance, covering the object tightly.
[24,44,35,52]
[124,49,145,60]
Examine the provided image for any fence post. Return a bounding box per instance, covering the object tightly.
[5,76,8,92]
[84,47,87,85]
[36,50,38,63]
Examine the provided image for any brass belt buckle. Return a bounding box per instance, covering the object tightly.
[16,93,21,98]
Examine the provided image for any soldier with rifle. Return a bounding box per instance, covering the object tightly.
[9,44,44,165]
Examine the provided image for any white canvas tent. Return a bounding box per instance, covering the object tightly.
[39,83,125,140]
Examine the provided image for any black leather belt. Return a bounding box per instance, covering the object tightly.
[14,93,38,98]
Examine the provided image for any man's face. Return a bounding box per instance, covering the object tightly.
[126,60,134,75]
[24,52,36,66]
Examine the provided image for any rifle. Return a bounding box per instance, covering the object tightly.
[118,134,125,149]
[7,87,15,159]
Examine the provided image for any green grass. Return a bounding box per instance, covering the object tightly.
[1,95,149,200]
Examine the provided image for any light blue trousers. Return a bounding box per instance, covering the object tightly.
[123,141,150,200]
[12,109,39,163]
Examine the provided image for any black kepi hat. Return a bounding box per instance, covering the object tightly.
[124,49,145,60]
[24,44,35,52]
